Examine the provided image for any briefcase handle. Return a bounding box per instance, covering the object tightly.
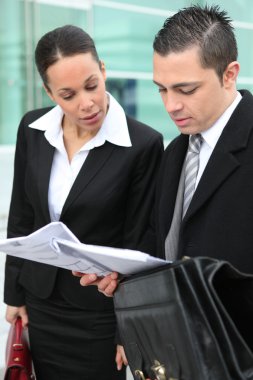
[13,317,23,346]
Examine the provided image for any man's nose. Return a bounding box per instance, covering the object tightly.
[164,95,183,114]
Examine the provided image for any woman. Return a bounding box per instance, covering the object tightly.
[4,25,163,380]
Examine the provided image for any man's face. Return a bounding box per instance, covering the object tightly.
[153,47,233,135]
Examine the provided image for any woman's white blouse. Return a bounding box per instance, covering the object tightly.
[28,93,132,221]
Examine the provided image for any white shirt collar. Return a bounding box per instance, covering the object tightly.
[201,91,242,149]
[28,92,132,150]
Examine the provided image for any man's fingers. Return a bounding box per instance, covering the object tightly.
[99,279,118,297]
[72,271,83,277]
[98,272,118,290]
[115,348,123,370]
[75,271,119,296]
[80,273,99,286]
[119,345,128,365]
[115,345,128,370]
[110,272,119,280]
[97,273,119,296]
[97,275,113,291]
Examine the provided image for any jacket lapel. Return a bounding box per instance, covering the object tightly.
[37,136,55,222]
[183,90,253,222]
[61,142,115,216]
[183,147,239,222]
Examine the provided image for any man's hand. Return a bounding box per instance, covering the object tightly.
[72,271,119,296]
[6,305,29,327]
[115,345,128,370]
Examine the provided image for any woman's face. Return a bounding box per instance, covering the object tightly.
[45,53,108,134]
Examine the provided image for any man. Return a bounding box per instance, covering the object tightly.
[80,4,253,295]
[75,4,253,373]
[150,4,253,272]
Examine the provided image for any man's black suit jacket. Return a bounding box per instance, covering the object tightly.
[4,107,163,309]
[153,90,253,274]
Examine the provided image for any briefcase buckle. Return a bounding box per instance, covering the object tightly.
[151,360,167,380]
[134,369,146,380]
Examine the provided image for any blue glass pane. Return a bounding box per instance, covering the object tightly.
[106,78,179,141]
[94,7,166,72]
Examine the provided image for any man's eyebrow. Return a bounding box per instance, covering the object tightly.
[153,80,200,89]
[153,80,165,88]
[172,81,200,88]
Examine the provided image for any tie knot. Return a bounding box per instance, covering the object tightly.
[188,134,202,154]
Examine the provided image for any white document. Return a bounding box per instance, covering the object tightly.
[0,222,168,276]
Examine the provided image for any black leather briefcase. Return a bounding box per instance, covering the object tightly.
[114,257,253,380]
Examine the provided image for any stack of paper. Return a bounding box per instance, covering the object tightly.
[0,222,168,276]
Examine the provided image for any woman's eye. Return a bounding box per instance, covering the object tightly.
[61,93,74,100]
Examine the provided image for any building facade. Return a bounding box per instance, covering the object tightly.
[1,0,253,144]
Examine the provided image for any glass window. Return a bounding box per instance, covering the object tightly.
[1,0,253,145]
[110,0,195,9]
[33,2,89,109]
[94,7,164,73]
[0,0,25,144]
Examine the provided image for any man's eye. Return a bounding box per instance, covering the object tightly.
[86,85,97,91]
[180,88,197,95]
[158,88,166,93]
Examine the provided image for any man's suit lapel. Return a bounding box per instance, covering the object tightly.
[183,146,240,222]
[61,142,115,216]
[183,90,253,222]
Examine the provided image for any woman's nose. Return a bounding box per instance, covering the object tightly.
[79,93,94,111]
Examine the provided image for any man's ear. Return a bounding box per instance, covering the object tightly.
[43,84,55,103]
[223,61,240,88]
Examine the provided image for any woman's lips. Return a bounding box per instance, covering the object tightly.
[79,111,101,124]
[82,112,99,120]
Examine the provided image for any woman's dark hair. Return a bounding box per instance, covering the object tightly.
[153,5,238,82]
[35,25,100,89]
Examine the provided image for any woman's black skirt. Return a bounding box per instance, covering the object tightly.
[25,288,126,380]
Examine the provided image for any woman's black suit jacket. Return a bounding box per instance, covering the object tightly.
[4,107,163,310]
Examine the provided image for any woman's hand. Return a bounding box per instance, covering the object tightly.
[72,271,119,296]
[115,345,128,370]
[6,305,29,327]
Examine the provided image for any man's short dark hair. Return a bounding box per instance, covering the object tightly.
[153,5,238,81]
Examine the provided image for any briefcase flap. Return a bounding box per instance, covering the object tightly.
[114,257,253,380]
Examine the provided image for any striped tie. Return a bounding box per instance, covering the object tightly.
[183,134,202,218]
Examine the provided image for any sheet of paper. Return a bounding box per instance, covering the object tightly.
[0,222,168,276]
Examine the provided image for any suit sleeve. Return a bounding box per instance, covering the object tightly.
[122,132,163,253]
[4,116,34,306]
